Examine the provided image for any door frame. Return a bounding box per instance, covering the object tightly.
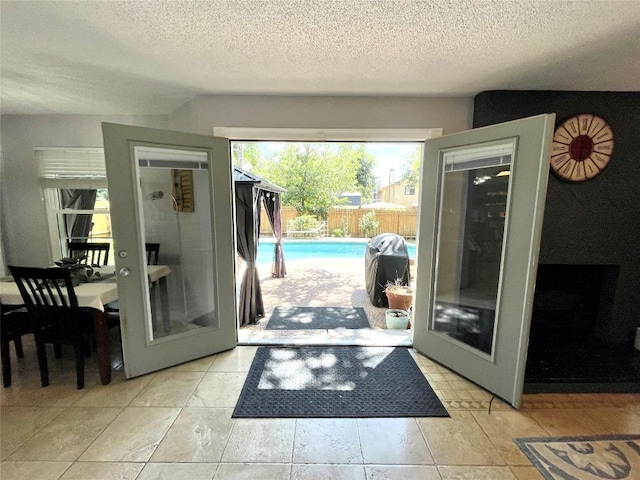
[214,127,443,342]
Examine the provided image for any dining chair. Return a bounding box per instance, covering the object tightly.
[67,241,110,266]
[1,303,33,387]
[8,265,96,389]
[145,243,160,266]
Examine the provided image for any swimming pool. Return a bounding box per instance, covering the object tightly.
[256,239,416,263]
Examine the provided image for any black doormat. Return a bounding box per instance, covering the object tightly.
[265,306,370,330]
[232,346,450,418]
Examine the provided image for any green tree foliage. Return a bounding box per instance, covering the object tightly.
[337,145,376,203]
[255,144,358,218]
[401,145,424,187]
[231,142,264,170]
[358,210,379,237]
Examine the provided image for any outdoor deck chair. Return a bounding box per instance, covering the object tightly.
[286,221,327,238]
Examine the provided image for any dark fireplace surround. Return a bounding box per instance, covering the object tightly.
[474,91,640,390]
[531,264,619,348]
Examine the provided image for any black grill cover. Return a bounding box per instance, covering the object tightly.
[365,233,410,307]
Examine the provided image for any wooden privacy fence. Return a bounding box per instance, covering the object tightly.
[328,207,418,238]
[260,206,418,238]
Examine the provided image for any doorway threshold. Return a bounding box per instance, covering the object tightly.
[238,328,412,347]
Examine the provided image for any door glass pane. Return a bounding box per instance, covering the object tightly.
[136,147,218,341]
[431,146,512,356]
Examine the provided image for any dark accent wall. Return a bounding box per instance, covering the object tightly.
[473,91,640,345]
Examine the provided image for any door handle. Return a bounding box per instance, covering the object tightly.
[118,267,131,277]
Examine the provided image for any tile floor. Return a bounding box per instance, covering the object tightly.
[2,339,640,480]
[4,257,639,478]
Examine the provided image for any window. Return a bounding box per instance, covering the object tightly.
[44,188,113,261]
[36,148,114,263]
[404,185,416,195]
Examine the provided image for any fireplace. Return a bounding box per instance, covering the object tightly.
[525,264,640,391]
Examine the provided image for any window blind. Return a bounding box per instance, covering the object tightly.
[35,148,108,188]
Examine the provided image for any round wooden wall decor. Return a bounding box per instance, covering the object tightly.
[550,114,614,182]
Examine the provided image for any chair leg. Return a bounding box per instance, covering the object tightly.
[14,337,24,358]
[1,339,11,387]
[73,344,85,390]
[35,336,50,387]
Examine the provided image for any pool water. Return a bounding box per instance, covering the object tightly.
[257,239,416,263]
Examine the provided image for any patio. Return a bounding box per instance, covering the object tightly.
[237,258,412,346]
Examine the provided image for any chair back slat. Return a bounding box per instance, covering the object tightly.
[67,242,110,266]
[8,265,94,389]
[9,266,78,310]
[145,243,160,265]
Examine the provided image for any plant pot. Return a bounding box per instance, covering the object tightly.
[385,288,413,310]
[385,309,409,329]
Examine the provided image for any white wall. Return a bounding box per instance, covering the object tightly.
[0,95,473,269]
[166,95,473,135]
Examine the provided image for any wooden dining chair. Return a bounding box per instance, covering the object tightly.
[1,303,33,387]
[8,265,96,389]
[145,243,160,266]
[67,241,110,266]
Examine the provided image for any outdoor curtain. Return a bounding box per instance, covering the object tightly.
[262,190,286,278]
[62,189,97,244]
[235,183,264,326]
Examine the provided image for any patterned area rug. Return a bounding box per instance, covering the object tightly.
[233,346,449,418]
[515,434,640,480]
[265,306,370,330]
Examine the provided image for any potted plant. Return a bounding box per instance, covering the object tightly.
[385,308,410,329]
[384,278,413,311]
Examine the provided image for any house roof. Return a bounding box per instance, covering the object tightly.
[1,1,638,115]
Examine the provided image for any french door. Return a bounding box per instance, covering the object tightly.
[102,123,237,378]
[413,114,555,408]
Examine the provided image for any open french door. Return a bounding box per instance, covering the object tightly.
[102,123,237,378]
[412,114,555,408]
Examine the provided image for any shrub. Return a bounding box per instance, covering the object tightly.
[359,211,379,237]
[332,228,344,237]
[342,217,350,237]
[290,215,318,231]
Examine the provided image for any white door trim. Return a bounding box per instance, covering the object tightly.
[213,127,442,142]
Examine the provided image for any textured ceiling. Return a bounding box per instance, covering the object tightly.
[1,0,639,115]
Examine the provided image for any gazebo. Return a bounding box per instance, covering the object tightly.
[233,166,286,327]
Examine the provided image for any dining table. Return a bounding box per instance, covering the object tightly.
[0,264,171,385]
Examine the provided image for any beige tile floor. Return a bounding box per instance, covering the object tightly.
[2,339,640,480]
[3,257,639,479]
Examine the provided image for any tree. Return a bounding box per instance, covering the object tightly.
[337,145,376,203]
[231,142,264,170]
[400,145,423,187]
[255,144,358,218]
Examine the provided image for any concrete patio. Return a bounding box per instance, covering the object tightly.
[238,258,412,347]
